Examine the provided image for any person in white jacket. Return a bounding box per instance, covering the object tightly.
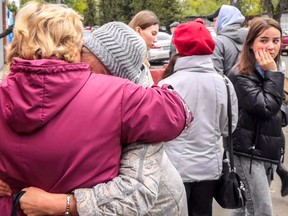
[159,20,238,216]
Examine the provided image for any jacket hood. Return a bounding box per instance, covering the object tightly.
[216,5,245,33]
[0,58,91,134]
[218,25,248,48]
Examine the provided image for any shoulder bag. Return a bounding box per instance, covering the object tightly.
[214,76,247,209]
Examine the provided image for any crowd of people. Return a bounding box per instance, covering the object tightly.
[0,1,287,216]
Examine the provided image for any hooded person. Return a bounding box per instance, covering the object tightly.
[160,20,238,216]
[1,21,190,216]
[207,5,248,75]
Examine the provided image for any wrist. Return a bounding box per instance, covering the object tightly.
[44,193,77,216]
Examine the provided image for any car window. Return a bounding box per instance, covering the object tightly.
[206,27,216,37]
[83,30,91,39]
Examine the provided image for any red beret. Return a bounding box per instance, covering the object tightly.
[172,21,215,56]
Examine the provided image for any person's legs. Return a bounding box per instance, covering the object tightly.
[184,182,192,202]
[231,155,273,216]
[184,180,217,216]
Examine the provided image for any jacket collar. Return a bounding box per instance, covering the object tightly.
[174,55,218,74]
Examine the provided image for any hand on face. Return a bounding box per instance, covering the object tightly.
[252,26,281,72]
[254,48,277,71]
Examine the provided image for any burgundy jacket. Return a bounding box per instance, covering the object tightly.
[0,58,189,214]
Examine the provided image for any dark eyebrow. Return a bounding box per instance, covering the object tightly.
[259,36,280,40]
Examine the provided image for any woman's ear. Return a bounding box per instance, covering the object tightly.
[135,26,141,34]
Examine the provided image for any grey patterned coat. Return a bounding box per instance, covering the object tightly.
[73,65,188,216]
[74,143,188,215]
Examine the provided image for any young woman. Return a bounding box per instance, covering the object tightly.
[227,17,284,216]
[129,10,159,71]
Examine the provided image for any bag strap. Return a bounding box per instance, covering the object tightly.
[10,191,26,216]
[223,76,235,171]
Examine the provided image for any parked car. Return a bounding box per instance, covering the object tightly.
[83,29,92,39]
[149,32,172,63]
[281,31,288,55]
[207,26,216,37]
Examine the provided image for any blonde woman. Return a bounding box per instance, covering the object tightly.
[0,2,191,215]
[6,22,189,216]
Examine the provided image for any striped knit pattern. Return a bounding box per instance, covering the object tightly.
[84,22,147,84]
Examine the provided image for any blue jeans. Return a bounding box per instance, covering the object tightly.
[231,155,275,216]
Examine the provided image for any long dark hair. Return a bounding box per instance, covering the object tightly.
[162,54,183,79]
[238,17,282,75]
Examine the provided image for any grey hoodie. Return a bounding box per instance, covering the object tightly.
[212,5,248,75]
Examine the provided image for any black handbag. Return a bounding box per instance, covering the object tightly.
[214,76,247,209]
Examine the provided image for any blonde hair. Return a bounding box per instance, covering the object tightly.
[129,10,159,30]
[7,1,83,64]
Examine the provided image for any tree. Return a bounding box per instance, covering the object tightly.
[240,0,263,15]
[263,0,288,22]
[148,0,183,29]
[183,0,230,17]
[98,0,118,24]
[97,0,183,27]
[6,1,18,13]
[230,0,241,9]
[83,0,98,26]
[19,0,87,15]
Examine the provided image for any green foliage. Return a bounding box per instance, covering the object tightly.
[71,0,87,15]
[240,0,263,15]
[83,0,97,26]
[149,0,183,28]
[6,0,18,13]
[97,0,184,27]
[183,0,229,17]
[263,0,288,22]
[13,0,288,28]
[19,0,87,14]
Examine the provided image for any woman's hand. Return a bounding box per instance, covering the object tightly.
[20,187,78,216]
[0,179,12,196]
[20,187,66,216]
[255,48,277,71]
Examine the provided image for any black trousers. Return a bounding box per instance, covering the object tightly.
[184,180,218,216]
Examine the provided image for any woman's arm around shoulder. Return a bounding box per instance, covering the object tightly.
[121,82,193,144]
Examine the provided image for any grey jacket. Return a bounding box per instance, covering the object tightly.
[212,25,248,75]
[74,143,188,215]
[212,5,248,75]
[159,55,238,182]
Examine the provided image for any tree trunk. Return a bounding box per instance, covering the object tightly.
[230,0,241,9]
[264,0,287,23]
